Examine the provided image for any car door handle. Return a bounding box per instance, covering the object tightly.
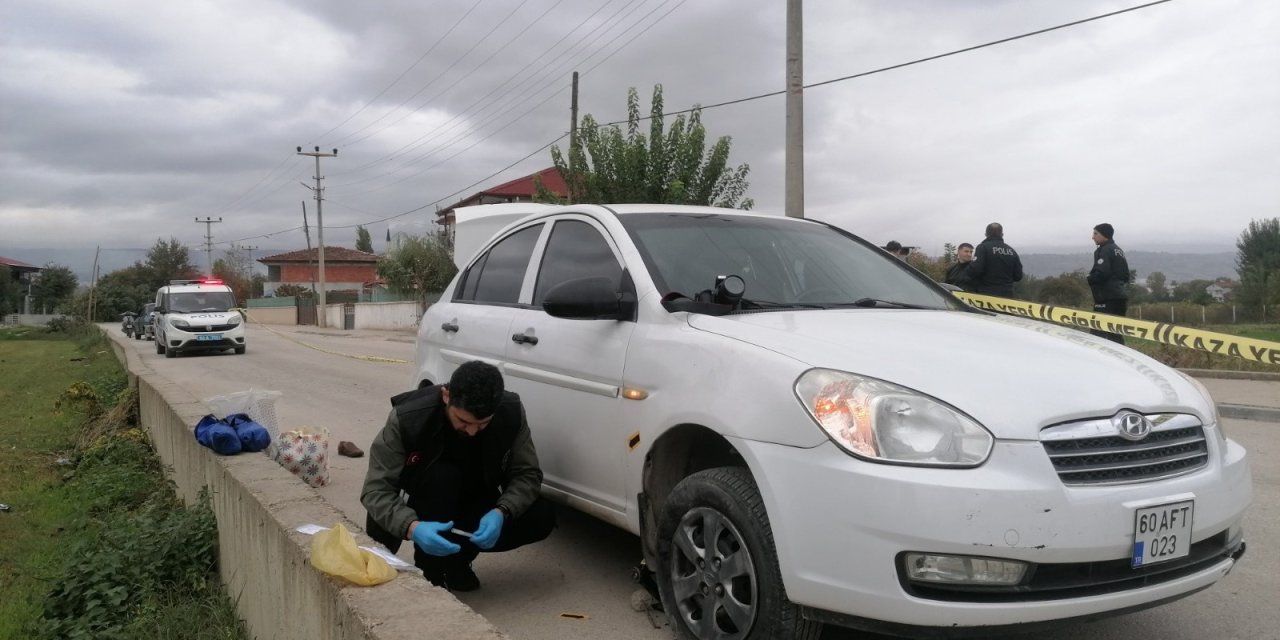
[511,332,539,346]
[441,322,459,333]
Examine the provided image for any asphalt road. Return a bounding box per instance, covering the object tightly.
[115,324,1280,640]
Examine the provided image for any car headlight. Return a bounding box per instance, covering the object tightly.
[794,369,993,467]
[1176,371,1225,443]
[170,318,190,329]
[227,315,242,326]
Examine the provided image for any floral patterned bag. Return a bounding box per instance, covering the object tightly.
[274,427,330,488]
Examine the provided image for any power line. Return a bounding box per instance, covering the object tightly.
[598,0,1174,127]
[330,0,537,148]
[312,0,488,145]
[329,0,632,179]
[330,0,678,193]
[210,0,1165,247]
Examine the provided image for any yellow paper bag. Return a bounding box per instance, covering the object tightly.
[310,523,396,586]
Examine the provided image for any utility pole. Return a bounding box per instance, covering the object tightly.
[195,217,223,275]
[568,71,579,204]
[242,245,258,283]
[87,246,100,322]
[302,201,317,297]
[297,146,337,327]
[785,0,805,218]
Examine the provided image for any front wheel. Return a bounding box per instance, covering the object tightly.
[657,467,819,640]
[234,345,245,354]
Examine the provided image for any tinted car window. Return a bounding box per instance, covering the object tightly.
[463,224,543,304]
[619,213,958,309]
[534,220,622,306]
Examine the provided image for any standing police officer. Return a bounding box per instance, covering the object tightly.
[1087,223,1131,345]
[966,223,1023,297]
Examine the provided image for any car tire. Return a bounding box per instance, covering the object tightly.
[155,339,164,355]
[234,345,246,355]
[656,466,819,640]
[165,345,176,358]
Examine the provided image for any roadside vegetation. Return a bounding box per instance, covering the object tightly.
[0,324,245,640]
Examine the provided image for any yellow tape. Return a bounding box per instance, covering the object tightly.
[954,293,1280,365]
[238,309,410,365]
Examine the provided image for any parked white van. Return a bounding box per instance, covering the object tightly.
[414,203,1249,639]
[153,279,245,357]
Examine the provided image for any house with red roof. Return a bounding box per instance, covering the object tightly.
[257,246,381,297]
[1,255,41,283]
[434,166,566,230]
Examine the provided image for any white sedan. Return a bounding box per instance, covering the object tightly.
[415,203,1249,640]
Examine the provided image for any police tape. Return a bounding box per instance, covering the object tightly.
[954,293,1280,366]
[236,309,410,365]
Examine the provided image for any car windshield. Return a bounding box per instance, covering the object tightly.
[169,291,236,313]
[619,213,959,311]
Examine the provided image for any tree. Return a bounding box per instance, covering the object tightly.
[1235,217,1280,307]
[537,85,752,208]
[0,266,22,316]
[1145,271,1168,302]
[1169,279,1214,305]
[355,225,374,253]
[378,230,457,311]
[145,238,199,287]
[274,284,312,298]
[30,263,78,313]
[1036,273,1092,308]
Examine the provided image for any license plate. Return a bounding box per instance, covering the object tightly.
[196,334,221,342]
[1132,500,1194,568]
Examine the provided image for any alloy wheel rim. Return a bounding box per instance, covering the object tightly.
[669,506,758,639]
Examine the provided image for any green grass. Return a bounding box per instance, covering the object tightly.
[1105,322,1280,373]
[0,326,246,640]
[1208,323,1280,343]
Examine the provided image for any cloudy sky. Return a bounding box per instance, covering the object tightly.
[3,0,1278,280]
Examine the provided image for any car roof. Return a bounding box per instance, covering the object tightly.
[601,204,790,220]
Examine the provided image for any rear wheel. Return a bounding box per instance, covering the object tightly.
[657,467,819,640]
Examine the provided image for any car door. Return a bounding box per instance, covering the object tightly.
[427,222,545,380]
[503,215,635,516]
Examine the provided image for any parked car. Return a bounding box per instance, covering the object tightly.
[135,302,156,341]
[414,203,1250,639]
[153,279,245,357]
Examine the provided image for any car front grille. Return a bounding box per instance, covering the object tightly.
[1040,413,1209,486]
[190,324,237,333]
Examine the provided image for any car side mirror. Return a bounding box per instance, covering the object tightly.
[543,276,635,321]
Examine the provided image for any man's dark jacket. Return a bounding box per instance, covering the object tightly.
[1087,239,1131,302]
[360,386,543,541]
[944,261,972,290]
[966,235,1023,297]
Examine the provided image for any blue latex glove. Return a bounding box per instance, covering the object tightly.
[411,521,461,556]
[471,509,505,550]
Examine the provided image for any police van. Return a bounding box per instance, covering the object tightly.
[153,279,246,357]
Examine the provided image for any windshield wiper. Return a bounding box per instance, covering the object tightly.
[738,298,827,310]
[835,298,933,310]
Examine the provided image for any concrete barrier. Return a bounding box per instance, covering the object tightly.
[106,331,506,640]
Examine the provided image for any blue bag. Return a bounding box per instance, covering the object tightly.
[194,414,242,455]
[226,413,272,453]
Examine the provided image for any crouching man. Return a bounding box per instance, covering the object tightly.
[361,361,556,591]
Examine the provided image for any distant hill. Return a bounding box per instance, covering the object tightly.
[1021,251,1237,284]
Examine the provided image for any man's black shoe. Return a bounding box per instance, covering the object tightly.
[422,568,448,589]
[445,564,481,592]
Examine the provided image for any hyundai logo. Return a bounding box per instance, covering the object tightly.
[1113,412,1153,441]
